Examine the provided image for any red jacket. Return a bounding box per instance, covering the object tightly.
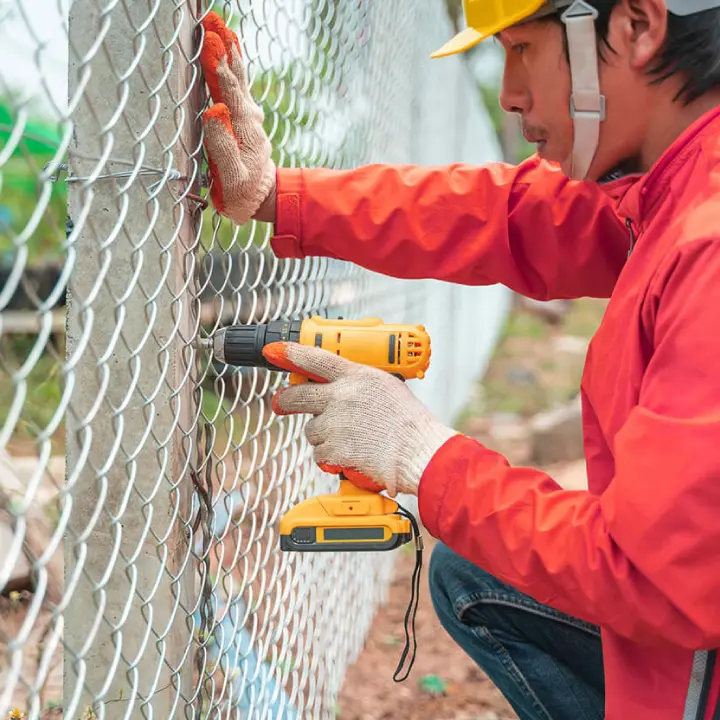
[270,106,720,719]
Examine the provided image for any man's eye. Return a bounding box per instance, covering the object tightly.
[512,43,528,55]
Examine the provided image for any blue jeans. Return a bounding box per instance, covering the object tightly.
[429,542,605,720]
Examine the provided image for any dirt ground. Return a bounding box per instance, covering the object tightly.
[335,533,517,720]
[0,593,63,717]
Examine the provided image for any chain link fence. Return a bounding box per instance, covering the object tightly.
[0,0,510,717]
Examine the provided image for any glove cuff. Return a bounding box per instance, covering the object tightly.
[397,422,458,496]
[225,155,276,227]
[246,156,276,224]
[256,157,277,212]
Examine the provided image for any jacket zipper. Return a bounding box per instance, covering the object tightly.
[625,217,636,259]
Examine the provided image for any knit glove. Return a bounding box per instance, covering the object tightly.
[199,12,276,225]
[263,342,459,497]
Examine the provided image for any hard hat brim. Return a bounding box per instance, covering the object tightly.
[430,0,554,59]
[430,26,490,59]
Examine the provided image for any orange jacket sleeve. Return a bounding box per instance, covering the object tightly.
[270,158,631,300]
[418,238,720,648]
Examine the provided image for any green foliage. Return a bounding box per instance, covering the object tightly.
[0,15,344,455]
[441,1,535,164]
[0,95,67,263]
[277,655,297,674]
[477,82,506,140]
[419,674,448,696]
[474,73,535,165]
[0,96,62,156]
[501,312,550,342]
[0,162,67,263]
[0,333,64,450]
[205,2,241,29]
[1,105,64,448]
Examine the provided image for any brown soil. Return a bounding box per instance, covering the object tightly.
[0,593,63,717]
[336,534,517,720]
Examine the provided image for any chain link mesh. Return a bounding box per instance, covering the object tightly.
[0,0,509,717]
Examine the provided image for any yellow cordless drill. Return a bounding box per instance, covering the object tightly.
[210,316,430,552]
[208,316,430,681]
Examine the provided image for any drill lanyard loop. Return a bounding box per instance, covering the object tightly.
[392,503,423,683]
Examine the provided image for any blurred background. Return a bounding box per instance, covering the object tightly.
[0,0,605,718]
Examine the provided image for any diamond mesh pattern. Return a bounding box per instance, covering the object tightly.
[0,0,509,717]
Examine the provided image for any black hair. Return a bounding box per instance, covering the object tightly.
[587,1,720,104]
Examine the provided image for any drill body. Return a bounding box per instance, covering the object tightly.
[210,315,431,553]
[212,316,431,385]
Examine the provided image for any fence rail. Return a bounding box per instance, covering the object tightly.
[0,0,510,717]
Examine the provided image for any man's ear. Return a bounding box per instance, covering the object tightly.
[613,0,668,71]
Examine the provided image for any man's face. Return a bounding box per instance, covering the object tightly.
[496,17,645,181]
[497,20,574,170]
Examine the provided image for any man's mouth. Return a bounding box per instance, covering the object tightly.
[525,137,547,155]
[523,132,546,146]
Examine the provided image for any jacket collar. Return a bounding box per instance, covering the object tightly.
[600,104,720,227]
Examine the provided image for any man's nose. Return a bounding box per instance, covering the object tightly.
[499,64,530,115]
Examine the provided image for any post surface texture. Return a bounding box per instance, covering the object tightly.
[64,1,197,716]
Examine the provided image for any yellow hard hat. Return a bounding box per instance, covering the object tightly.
[431,0,567,58]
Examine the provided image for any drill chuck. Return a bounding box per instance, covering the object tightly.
[213,320,302,368]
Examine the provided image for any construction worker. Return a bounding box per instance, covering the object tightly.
[199,1,720,717]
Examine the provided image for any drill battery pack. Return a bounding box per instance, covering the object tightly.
[279,480,412,552]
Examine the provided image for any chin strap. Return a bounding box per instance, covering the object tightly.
[561,0,605,180]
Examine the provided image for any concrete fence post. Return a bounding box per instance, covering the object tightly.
[64,1,198,716]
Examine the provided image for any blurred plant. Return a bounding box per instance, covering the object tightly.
[0,96,67,264]
[419,673,449,696]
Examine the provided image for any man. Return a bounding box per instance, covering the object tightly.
[198,1,720,718]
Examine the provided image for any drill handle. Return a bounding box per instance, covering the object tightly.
[313,376,404,492]
[337,477,379,496]
[338,470,385,494]
[318,464,385,494]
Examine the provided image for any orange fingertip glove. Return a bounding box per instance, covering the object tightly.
[199,12,275,225]
[262,342,330,387]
